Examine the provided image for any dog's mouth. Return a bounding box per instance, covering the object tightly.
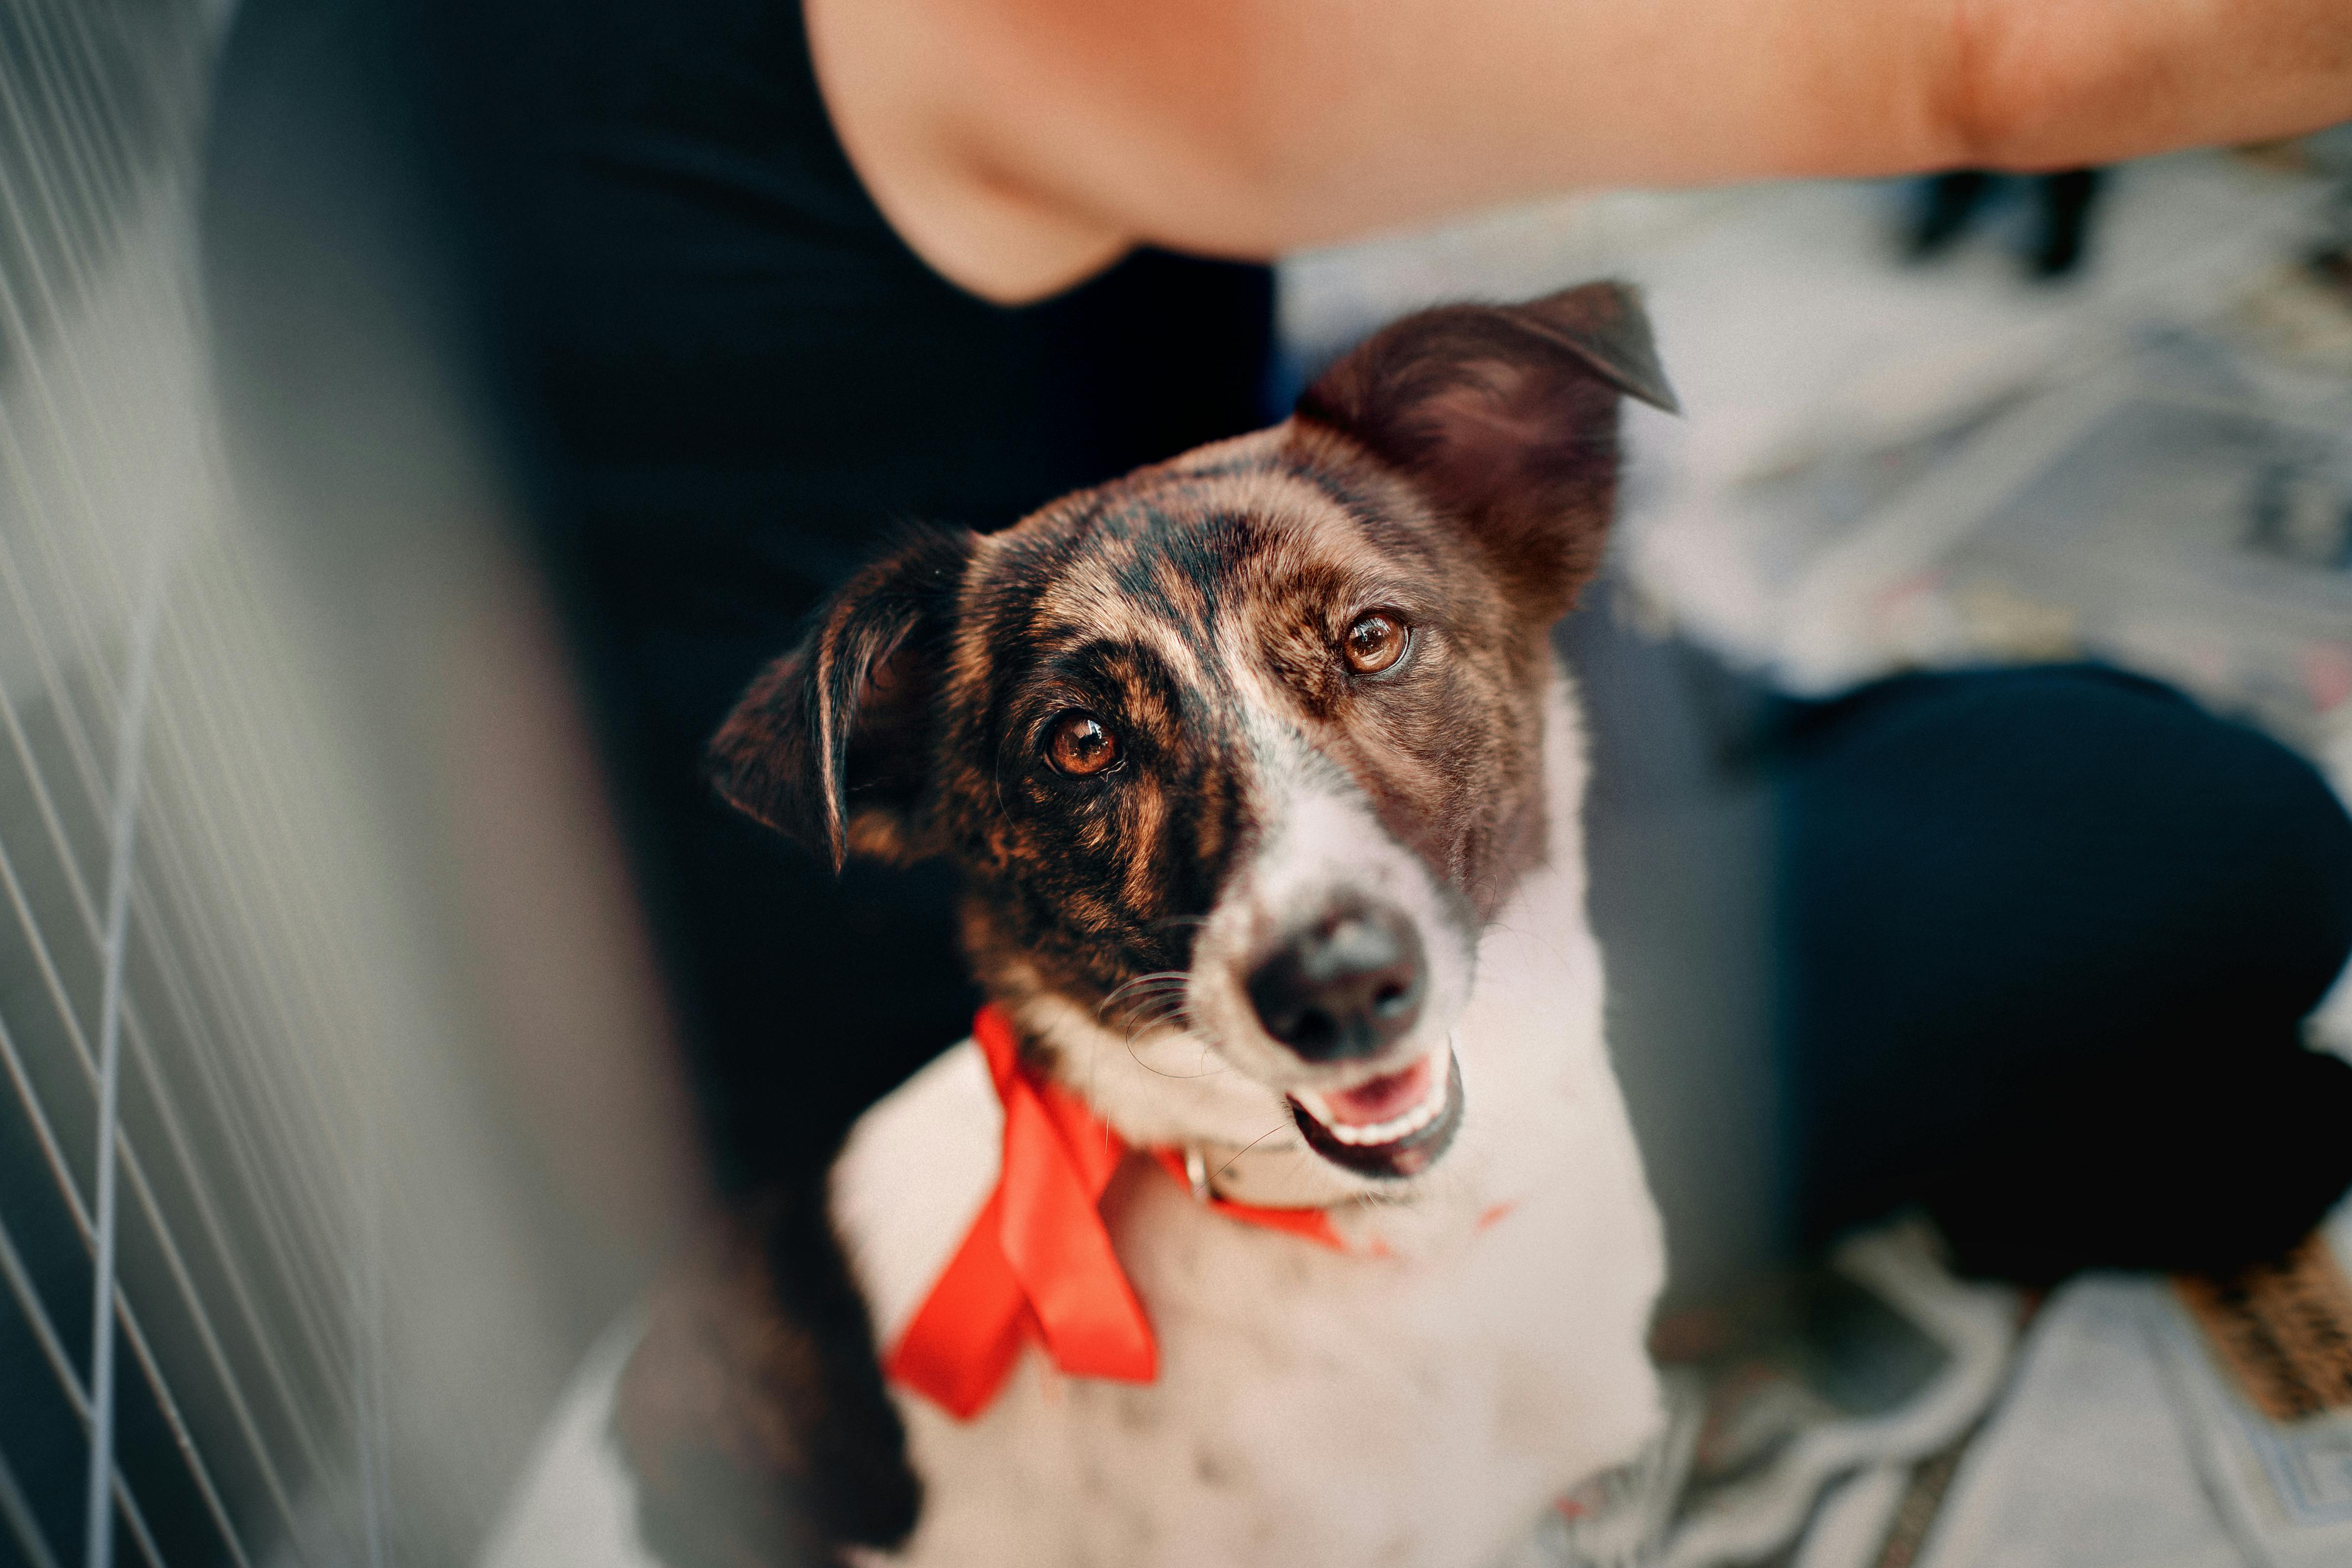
[1287,1042,1462,1180]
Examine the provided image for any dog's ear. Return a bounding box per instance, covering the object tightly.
[1295,281,1676,617]
[708,529,974,869]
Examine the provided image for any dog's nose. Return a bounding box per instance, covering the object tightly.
[1246,901,1426,1061]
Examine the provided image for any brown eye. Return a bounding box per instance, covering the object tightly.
[1342,612,1408,675]
[1044,711,1121,777]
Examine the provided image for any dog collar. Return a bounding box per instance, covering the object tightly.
[884,1005,1349,1420]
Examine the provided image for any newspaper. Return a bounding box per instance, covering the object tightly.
[1614,152,2352,800]
[1917,1202,2352,1568]
[1511,1202,2352,1568]
[2155,1206,2352,1568]
[1909,1280,2251,1568]
[1504,1221,2022,1568]
[1761,326,2352,769]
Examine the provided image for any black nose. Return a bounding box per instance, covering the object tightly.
[1245,901,1427,1061]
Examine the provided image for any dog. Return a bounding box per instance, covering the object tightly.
[616,281,1676,1568]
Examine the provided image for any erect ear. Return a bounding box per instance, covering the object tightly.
[1294,281,1676,618]
[707,528,975,870]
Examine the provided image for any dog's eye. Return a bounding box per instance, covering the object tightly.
[1342,612,1409,675]
[1044,711,1122,777]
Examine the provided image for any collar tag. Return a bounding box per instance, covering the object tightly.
[1183,1146,1212,1202]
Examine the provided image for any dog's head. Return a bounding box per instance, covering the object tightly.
[712,283,1672,1196]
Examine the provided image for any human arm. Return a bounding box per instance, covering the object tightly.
[807,0,2352,301]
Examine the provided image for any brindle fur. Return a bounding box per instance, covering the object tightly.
[614,1188,919,1567]
[710,284,1669,1038]
[649,282,1674,1562]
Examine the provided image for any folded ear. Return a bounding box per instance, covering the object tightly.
[707,529,974,869]
[1294,281,1676,618]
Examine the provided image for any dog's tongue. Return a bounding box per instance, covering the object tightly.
[1317,1053,1439,1128]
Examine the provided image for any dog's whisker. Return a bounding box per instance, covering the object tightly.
[1102,973,1198,1045]
[1116,993,1180,1020]
[1121,1005,1189,1041]
[1113,1011,1186,1043]
[1127,990,1191,1015]
[1121,1035,1193,1079]
[1105,991,1191,1024]
[1110,997,1231,1078]
[1104,969,1190,994]
[1214,1119,1294,1183]
[1120,1027,1227,1079]
[1099,970,1191,1016]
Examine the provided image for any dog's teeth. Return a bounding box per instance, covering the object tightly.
[1298,1052,1453,1147]
[1326,1091,1441,1146]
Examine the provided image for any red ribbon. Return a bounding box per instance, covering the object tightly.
[885,1005,1345,1419]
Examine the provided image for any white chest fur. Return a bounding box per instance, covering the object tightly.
[830,685,1666,1568]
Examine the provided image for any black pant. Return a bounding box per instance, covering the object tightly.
[1780,665,2352,1280]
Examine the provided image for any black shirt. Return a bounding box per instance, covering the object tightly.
[211,0,1278,1186]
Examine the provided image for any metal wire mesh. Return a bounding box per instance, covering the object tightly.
[0,3,662,1563]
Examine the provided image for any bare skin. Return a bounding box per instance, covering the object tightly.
[806,0,2352,302]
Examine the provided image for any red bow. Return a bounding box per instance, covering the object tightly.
[885,1005,1344,1419]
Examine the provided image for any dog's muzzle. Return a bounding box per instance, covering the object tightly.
[1247,898,1462,1178]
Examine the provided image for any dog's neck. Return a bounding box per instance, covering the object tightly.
[985,657,1597,1240]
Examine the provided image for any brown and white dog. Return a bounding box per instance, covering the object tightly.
[615,282,1677,1568]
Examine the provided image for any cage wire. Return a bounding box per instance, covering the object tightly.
[0,3,668,1565]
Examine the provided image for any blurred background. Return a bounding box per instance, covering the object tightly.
[0,3,694,1565]
[1,2,2349,1567]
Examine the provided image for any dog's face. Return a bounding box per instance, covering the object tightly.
[712,284,1672,1193]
